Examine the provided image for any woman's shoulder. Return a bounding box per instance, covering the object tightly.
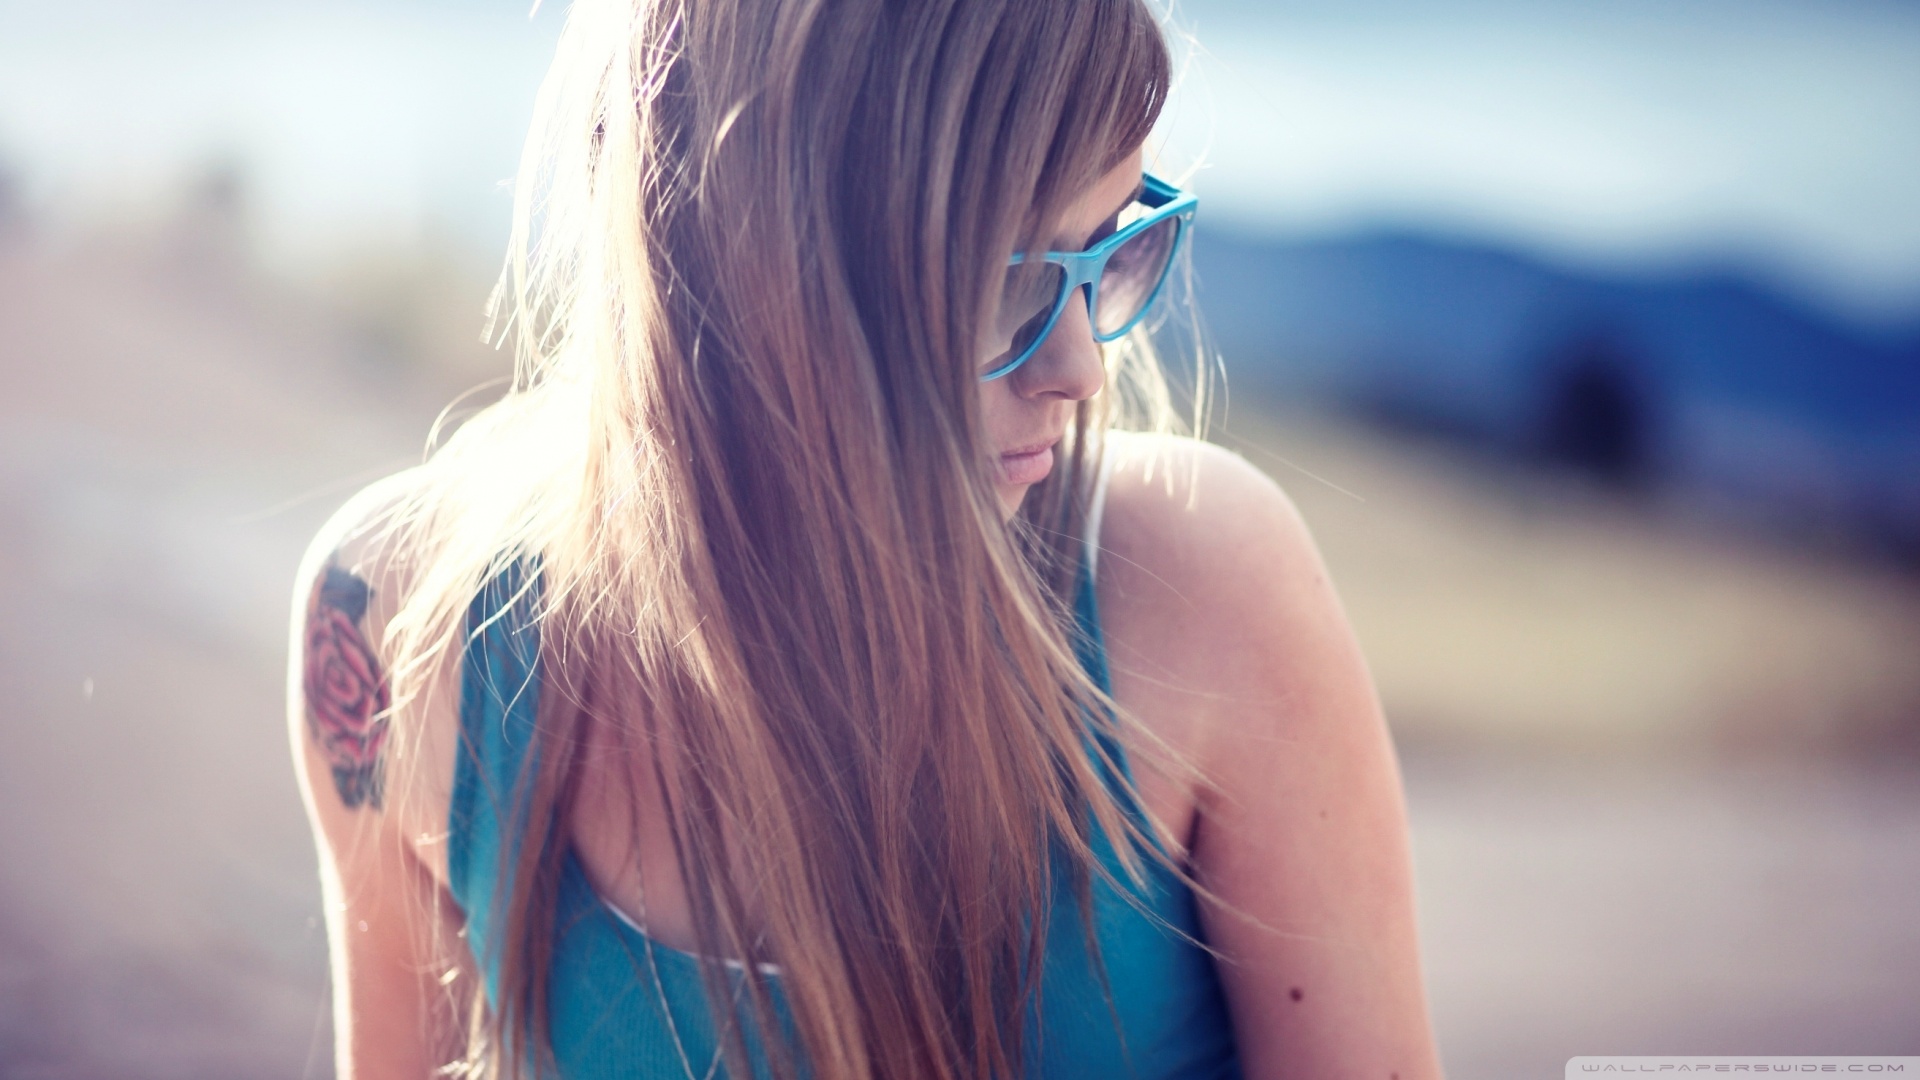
[289,465,465,884]
[293,466,434,605]
[1098,431,1324,610]
[1095,431,1359,769]
[1097,434,1436,1078]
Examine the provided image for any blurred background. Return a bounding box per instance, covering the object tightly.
[0,0,1916,1076]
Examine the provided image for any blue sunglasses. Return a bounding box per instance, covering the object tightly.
[981,173,1198,381]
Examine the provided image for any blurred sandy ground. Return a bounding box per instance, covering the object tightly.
[1,201,1917,1076]
[0,192,493,1077]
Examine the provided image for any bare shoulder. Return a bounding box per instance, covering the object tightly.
[1098,431,1325,612]
[1096,431,1355,770]
[288,466,463,882]
[1097,434,1441,1077]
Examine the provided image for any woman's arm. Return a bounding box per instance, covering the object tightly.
[288,482,472,1078]
[1100,437,1445,1080]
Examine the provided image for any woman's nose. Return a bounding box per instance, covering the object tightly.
[1011,287,1105,402]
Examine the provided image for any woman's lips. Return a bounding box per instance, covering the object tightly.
[998,439,1058,486]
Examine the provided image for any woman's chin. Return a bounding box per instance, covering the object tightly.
[994,482,1030,519]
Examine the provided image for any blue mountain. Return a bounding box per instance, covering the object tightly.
[1192,227,1920,555]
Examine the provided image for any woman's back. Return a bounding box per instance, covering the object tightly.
[449,529,1240,1078]
[292,433,1445,1077]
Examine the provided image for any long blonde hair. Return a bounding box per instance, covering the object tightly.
[381,0,1189,1075]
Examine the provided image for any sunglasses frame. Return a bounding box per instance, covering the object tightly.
[981,172,1199,382]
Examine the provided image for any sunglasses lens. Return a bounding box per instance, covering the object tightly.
[1094,215,1180,338]
[985,260,1067,375]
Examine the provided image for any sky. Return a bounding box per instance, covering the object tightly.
[1158,0,1920,325]
[2,0,1917,325]
[0,1,562,257]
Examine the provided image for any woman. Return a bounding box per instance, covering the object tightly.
[289,0,1443,1077]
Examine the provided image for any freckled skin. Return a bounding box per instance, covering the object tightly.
[1097,433,1444,1074]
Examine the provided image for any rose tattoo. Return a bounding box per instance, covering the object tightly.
[303,564,390,810]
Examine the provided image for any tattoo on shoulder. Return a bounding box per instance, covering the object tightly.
[303,562,390,811]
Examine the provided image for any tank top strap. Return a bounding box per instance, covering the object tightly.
[1070,562,1112,697]
[1073,445,1117,693]
[1073,449,1150,817]
[447,559,545,1004]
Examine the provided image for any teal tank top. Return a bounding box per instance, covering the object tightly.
[449,559,1243,1079]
